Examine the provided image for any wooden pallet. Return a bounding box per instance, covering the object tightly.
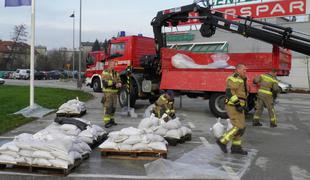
[165,134,192,146]
[56,110,87,118]
[0,153,90,176]
[100,149,167,161]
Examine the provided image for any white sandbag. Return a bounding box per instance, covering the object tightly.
[145,134,165,143]
[91,125,106,136]
[227,119,233,131]
[25,157,32,164]
[132,143,151,151]
[14,133,33,141]
[50,151,74,165]
[119,144,132,151]
[79,136,93,144]
[0,155,16,164]
[122,135,142,145]
[32,150,55,160]
[79,129,94,138]
[47,139,73,153]
[0,142,19,152]
[99,141,119,150]
[16,157,26,163]
[120,127,143,136]
[112,135,129,143]
[161,118,182,130]
[65,129,81,136]
[143,104,156,118]
[60,124,78,131]
[79,142,91,152]
[180,126,192,136]
[0,151,19,158]
[165,129,182,139]
[210,118,225,139]
[19,150,33,157]
[69,151,82,160]
[33,158,52,167]
[15,141,33,150]
[71,144,84,154]
[50,159,69,169]
[31,141,51,152]
[154,127,168,136]
[138,117,154,130]
[148,142,167,151]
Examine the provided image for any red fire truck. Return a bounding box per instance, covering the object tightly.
[85,1,310,118]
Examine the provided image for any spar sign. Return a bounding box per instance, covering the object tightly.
[182,0,310,25]
[216,0,310,20]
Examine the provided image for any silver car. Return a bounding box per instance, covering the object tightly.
[0,78,5,85]
[278,81,292,93]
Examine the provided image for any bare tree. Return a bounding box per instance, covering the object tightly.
[6,24,28,70]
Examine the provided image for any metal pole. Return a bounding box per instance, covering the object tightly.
[30,0,36,108]
[78,0,82,88]
[72,11,75,79]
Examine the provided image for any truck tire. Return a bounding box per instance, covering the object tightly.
[118,82,137,108]
[92,78,102,92]
[209,93,228,119]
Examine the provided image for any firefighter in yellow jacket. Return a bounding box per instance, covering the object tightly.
[253,69,279,128]
[101,61,122,128]
[152,90,176,121]
[216,64,248,155]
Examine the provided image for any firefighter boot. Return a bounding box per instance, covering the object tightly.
[253,121,263,127]
[216,139,228,153]
[231,145,248,155]
[270,122,277,128]
[111,118,118,126]
[104,121,113,128]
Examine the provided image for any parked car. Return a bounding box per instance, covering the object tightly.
[47,70,61,80]
[35,71,48,80]
[0,78,5,85]
[13,69,30,80]
[278,81,292,93]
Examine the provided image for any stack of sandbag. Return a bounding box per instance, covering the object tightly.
[56,98,86,115]
[99,127,167,151]
[54,117,107,144]
[138,114,192,140]
[0,133,85,169]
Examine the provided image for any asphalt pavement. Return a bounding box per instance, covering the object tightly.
[0,80,310,180]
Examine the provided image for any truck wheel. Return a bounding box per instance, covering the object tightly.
[209,93,228,118]
[92,78,102,92]
[118,83,137,108]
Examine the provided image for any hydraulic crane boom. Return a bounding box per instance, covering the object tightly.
[151,1,310,56]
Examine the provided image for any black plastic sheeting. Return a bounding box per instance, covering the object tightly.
[54,117,88,131]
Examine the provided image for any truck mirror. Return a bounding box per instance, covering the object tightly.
[110,53,123,59]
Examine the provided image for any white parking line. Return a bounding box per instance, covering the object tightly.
[199,136,210,146]
[0,136,14,139]
[222,165,240,180]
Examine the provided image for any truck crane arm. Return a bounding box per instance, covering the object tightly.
[151,1,310,56]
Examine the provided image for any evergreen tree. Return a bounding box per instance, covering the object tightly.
[92,39,101,51]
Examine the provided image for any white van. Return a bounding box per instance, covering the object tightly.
[13,69,30,80]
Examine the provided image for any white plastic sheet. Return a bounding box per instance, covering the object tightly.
[14,103,54,118]
[145,144,257,179]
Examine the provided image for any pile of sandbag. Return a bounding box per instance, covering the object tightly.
[0,118,106,169]
[0,133,88,169]
[53,117,106,144]
[56,98,86,115]
[99,127,167,151]
[138,114,192,140]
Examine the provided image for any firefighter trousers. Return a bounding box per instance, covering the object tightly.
[102,92,118,124]
[220,105,246,146]
[254,92,277,124]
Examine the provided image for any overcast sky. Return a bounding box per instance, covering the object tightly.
[0,0,193,49]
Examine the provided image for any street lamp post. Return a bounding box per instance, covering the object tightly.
[77,0,82,88]
[70,11,75,79]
